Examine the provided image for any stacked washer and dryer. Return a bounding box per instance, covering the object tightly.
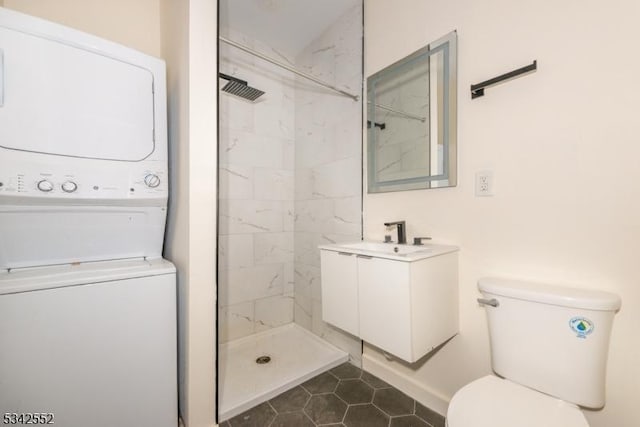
[0,8,177,427]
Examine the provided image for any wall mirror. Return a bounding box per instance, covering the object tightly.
[367,31,457,193]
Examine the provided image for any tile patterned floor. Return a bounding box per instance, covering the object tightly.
[220,363,446,427]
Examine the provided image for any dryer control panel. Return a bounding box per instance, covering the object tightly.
[0,169,166,200]
[0,157,167,205]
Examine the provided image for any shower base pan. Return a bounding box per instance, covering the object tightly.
[218,323,348,421]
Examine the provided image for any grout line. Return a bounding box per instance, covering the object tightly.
[327,369,340,381]
[302,390,312,412]
[266,400,278,427]
[333,390,350,406]
[331,379,340,394]
[371,401,393,418]
[339,398,349,425]
[301,410,318,427]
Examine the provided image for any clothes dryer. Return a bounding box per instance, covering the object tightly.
[0,7,168,269]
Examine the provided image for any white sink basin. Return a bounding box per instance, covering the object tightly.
[319,241,458,262]
[339,242,430,255]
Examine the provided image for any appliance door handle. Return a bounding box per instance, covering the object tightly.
[477,298,499,307]
[0,49,4,107]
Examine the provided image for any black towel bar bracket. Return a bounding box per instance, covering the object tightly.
[367,120,386,130]
[471,60,537,99]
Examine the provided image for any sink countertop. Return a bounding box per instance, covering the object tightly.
[318,241,459,262]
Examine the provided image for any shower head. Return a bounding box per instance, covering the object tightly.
[219,73,265,101]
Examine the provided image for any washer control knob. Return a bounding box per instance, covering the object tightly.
[37,179,54,192]
[61,181,78,193]
[144,174,161,188]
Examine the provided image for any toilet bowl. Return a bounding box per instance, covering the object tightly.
[446,375,588,427]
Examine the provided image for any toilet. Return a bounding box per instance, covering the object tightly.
[447,277,621,427]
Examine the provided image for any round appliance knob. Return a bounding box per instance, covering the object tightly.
[61,181,78,193]
[37,179,54,192]
[144,174,161,188]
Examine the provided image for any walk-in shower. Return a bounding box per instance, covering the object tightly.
[217,0,363,421]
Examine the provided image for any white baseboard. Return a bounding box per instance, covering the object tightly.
[362,353,450,416]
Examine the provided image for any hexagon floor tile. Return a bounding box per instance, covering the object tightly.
[269,386,310,413]
[344,404,389,427]
[390,414,431,427]
[221,363,446,427]
[227,401,275,427]
[373,387,414,416]
[304,394,348,425]
[270,412,315,427]
[335,379,374,404]
[302,371,339,394]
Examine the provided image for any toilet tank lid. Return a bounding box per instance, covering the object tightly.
[478,277,621,311]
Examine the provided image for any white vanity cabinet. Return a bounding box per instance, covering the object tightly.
[320,242,458,363]
[320,250,359,336]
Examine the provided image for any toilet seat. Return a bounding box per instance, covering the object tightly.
[446,375,589,427]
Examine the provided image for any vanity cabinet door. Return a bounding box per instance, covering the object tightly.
[320,250,359,336]
[358,256,412,361]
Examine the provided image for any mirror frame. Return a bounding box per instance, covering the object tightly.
[367,31,457,193]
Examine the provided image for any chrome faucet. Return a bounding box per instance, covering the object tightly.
[384,221,406,244]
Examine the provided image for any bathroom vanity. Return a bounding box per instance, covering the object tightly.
[319,242,459,363]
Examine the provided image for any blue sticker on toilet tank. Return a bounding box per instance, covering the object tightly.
[569,317,594,338]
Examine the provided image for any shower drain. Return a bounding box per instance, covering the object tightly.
[255,355,271,365]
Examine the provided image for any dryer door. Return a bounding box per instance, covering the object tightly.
[0,27,155,161]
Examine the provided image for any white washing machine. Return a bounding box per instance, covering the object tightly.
[0,8,177,426]
[0,259,177,427]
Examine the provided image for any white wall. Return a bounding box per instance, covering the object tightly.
[364,1,640,427]
[160,0,217,426]
[3,0,161,56]
[217,29,296,342]
[294,4,363,364]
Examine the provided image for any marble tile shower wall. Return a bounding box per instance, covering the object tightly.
[293,5,364,364]
[218,6,363,355]
[218,29,297,342]
[375,65,431,182]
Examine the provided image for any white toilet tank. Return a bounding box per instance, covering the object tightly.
[478,277,621,408]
